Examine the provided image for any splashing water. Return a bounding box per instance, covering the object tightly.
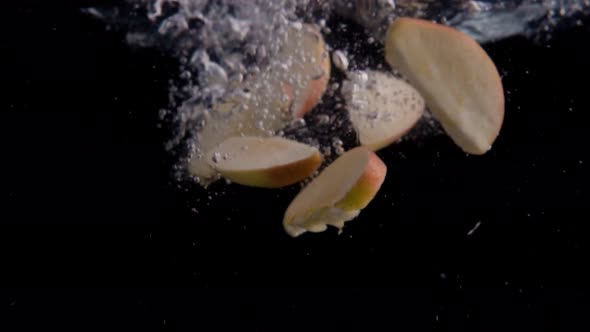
[86,0,590,186]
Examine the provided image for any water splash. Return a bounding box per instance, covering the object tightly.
[85,0,590,185]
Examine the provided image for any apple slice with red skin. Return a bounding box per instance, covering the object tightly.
[283,147,386,237]
[206,136,322,188]
[281,24,332,119]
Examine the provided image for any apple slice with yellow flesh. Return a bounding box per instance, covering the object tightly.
[189,105,278,181]
[344,70,425,151]
[283,147,386,237]
[206,136,322,188]
[189,23,331,184]
[384,18,504,154]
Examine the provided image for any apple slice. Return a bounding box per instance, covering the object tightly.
[283,147,386,237]
[278,23,331,118]
[344,70,425,151]
[189,105,276,182]
[384,18,504,154]
[206,136,322,188]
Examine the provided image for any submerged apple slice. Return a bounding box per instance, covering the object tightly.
[206,136,322,188]
[274,23,331,119]
[385,18,504,154]
[344,70,425,151]
[189,105,275,182]
[283,147,386,237]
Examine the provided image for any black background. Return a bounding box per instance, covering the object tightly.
[1,1,589,331]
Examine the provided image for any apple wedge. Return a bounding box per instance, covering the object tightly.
[283,147,386,237]
[384,18,504,154]
[206,136,322,188]
[344,70,425,151]
[278,23,332,118]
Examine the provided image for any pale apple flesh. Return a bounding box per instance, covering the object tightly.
[283,147,386,237]
[385,18,504,154]
[344,70,425,151]
[206,136,322,188]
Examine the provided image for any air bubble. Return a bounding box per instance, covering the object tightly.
[332,50,349,72]
[180,71,192,80]
[211,152,222,164]
[315,114,331,125]
[245,44,257,56]
[294,118,306,127]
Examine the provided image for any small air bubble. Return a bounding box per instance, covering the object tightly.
[180,71,192,80]
[332,50,349,72]
[257,45,267,59]
[315,114,331,125]
[211,152,222,164]
[294,118,306,127]
[245,44,257,56]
